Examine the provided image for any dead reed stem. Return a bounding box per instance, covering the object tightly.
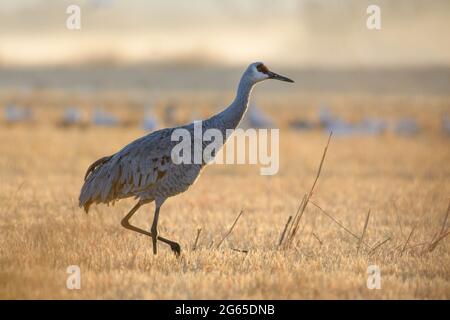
[310,200,368,246]
[369,237,391,255]
[192,227,202,251]
[439,199,450,236]
[278,215,292,247]
[217,210,244,249]
[307,132,333,200]
[286,195,307,246]
[312,232,323,246]
[428,230,450,252]
[428,199,450,248]
[400,226,415,256]
[281,132,332,248]
[357,209,371,253]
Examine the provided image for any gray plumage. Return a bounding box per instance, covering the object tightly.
[79,125,203,212]
[78,62,294,255]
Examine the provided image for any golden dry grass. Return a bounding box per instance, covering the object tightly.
[0,94,449,299]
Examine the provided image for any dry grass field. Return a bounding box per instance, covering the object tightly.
[0,93,449,299]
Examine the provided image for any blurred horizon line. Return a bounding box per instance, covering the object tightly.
[1,63,449,96]
[2,56,450,71]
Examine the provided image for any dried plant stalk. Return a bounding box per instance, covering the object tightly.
[312,232,323,246]
[400,226,415,256]
[192,227,202,251]
[427,199,450,252]
[369,237,391,255]
[278,215,292,247]
[310,201,363,242]
[357,210,371,253]
[281,133,332,248]
[217,210,244,249]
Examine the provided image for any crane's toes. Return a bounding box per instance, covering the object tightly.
[170,243,181,257]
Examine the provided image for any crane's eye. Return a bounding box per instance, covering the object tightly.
[256,63,269,74]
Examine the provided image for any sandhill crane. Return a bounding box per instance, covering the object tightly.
[395,118,420,136]
[318,104,334,128]
[244,102,275,129]
[4,104,33,124]
[289,119,314,131]
[357,118,387,135]
[61,106,82,127]
[317,105,386,136]
[79,62,293,256]
[92,107,119,127]
[163,102,177,126]
[142,105,159,132]
[318,105,355,136]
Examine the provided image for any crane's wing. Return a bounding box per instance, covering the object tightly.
[79,128,176,212]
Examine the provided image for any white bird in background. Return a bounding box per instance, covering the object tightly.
[355,118,387,135]
[4,104,33,124]
[289,119,314,131]
[62,106,82,126]
[395,118,420,136]
[142,104,159,132]
[318,105,355,136]
[318,105,386,136]
[92,107,119,127]
[245,101,275,129]
[318,104,334,129]
[163,102,177,126]
[79,62,294,256]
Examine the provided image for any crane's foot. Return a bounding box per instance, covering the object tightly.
[170,242,181,257]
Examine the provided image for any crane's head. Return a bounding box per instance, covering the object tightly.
[246,62,294,84]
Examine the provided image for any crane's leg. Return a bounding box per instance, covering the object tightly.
[150,204,161,255]
[121,202,181,256]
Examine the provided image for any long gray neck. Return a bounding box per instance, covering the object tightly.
[208,75,255,131]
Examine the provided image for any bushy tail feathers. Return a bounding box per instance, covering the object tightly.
[84,155,112,181]
[79,155,113,213]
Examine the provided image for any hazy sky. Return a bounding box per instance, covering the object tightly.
[1,0,449,67]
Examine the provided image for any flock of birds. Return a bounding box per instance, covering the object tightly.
[315,105,423,137]
[3,102,450,137]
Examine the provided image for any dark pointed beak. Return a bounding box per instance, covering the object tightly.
[268,71,294,83]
